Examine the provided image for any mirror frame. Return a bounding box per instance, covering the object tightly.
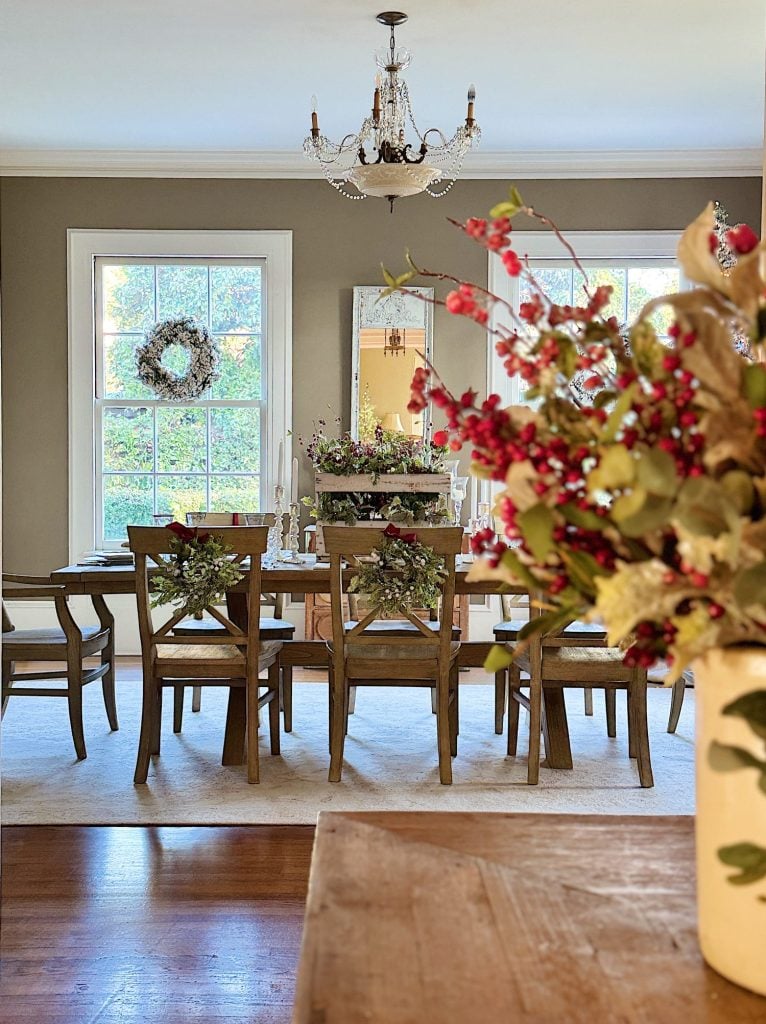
[351,285,435,441]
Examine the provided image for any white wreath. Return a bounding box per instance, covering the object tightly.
[137,317,220,401]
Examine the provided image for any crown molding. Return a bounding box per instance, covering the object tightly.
[0,147,760,179]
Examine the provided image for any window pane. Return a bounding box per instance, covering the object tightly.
[627,268,681,336]
[102,265,155,332]
[103,475,153,540]
[211,334,262,399]
[103,407,153,471]
[211,408,260,473]
[211,265,261,332]
[103,334,153,399]
[575,268,627,322]
[157,265,209,323]
[527,268,572,307]
[156,407,207,472]
[156,476,208,519]
[210,475,260,512]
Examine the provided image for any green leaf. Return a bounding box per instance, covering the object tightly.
[500,548,538,588]
[720,470,755,514]
[602,386,636,443]
[733,563,766,612]
[718,842,766,886]
[722,690,766,740]
[379,264,416,297]
[635,448,678,498]
[614,494,674,538]
[611,486,647,523]
[674,477,739,537]
[489,186,525,221]
[517,504,555,562]
[484,644,515,673]
[518,606,576,643]
[587,444,635,492]
[743,363,766,409]
[593,389,617,409]
[561,549,610,596]
[708,740,764,772]
[560,503,604,531]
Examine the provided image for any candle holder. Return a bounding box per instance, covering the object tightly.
[281,503,303,564]
[266,485,286,566]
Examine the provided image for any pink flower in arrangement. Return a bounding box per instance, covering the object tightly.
[725,223,759,255]
[501,250,523,276]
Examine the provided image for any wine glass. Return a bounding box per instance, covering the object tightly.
[451,476,469,526]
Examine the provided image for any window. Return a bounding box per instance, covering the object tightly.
[69,231,291,558]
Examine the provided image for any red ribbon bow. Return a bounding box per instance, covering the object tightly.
[384,523,417,545]
[166,521,209,544]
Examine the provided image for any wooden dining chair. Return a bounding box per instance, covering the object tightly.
[1,574,116,759]
[324,525,463,785]
[173,512,296,731]
[128,525,281,784]
[507,600,653,787]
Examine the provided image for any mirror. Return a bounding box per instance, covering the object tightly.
[351,285,434,441]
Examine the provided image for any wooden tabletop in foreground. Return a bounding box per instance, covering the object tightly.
[292,812,765,1024]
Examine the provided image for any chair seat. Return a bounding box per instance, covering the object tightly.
[156,638,282,674]
[493,618,607,642]
[515,644,632,683]
[2,624,108,653]
[344,619,461,640]
[172,616,296,639]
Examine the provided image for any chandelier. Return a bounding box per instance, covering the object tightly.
[384,327,406,356]
[304,11,480,210]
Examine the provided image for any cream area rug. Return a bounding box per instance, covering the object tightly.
[1,670,695,825]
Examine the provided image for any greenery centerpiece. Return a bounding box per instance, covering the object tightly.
[387,190,766,994]
[152,522,243,616]
[302,421,451,531]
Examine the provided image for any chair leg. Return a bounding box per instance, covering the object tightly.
[2,660,12,718]
[605,688,617,738]
[281,664,293,732]
[494,669,506,734]
[527,672,542,786]
[247,675,260,785]
[584,687,594,716]
[268,662,281,755]
[627,689,636,759]
[449,664,459,757]
[151,686,163,756]
[329,665,348,783]
[667,678,685,733]
[630,672,654,788]
[134,677,158,784]
[507,666,520,756]
[191,686,202,713]
[173,686,184,733]
[436,666,453,785]
[66,650,87,761]
[101,642,118,731]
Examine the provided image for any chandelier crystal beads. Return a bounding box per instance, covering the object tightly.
[303,11,480,210]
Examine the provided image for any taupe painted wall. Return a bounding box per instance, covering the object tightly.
[0,176,761,572]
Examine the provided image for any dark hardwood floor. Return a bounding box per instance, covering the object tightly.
[0,825,315,1023]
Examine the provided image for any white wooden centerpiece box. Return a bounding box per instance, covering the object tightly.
[314,472,451,554]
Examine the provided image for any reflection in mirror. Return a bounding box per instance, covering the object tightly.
[351,286,434,441]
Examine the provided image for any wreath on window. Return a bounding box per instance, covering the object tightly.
[137,317,220,401]
[348,524,447,615]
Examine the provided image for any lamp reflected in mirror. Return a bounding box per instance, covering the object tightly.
[357,326,426,440]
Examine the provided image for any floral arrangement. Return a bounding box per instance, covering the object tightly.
[137,317,220,401]
[306,491,449,525]
[386,189,766,681]
[349,524,448,615]
[151,522,243,616]
[302,420,447,478]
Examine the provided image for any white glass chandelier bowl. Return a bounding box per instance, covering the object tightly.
[349,163,443,199]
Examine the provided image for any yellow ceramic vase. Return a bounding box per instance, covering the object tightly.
[695,646,766,995]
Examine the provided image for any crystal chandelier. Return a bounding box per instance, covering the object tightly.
[384,327,406,356]
[304,11,480,211]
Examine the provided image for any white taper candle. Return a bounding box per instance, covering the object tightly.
[277,440,284,490]
[291,457,299,503]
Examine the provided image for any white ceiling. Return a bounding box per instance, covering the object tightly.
[1,0,764,174]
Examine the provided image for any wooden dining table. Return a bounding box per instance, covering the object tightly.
[50,557,580,769]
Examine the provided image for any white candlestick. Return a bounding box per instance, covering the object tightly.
[291,457,298,503]
[277,440,284,490]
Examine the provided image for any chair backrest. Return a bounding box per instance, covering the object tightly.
[322,525,463,666]
[127,525,269,679]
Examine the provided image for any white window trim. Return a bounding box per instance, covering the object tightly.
[68,229,292,562]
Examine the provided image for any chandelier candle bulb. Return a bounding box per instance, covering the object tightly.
[466,84,475,127]
[310,94,319,137]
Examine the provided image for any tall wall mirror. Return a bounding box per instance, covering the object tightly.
[351,285,434,441]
